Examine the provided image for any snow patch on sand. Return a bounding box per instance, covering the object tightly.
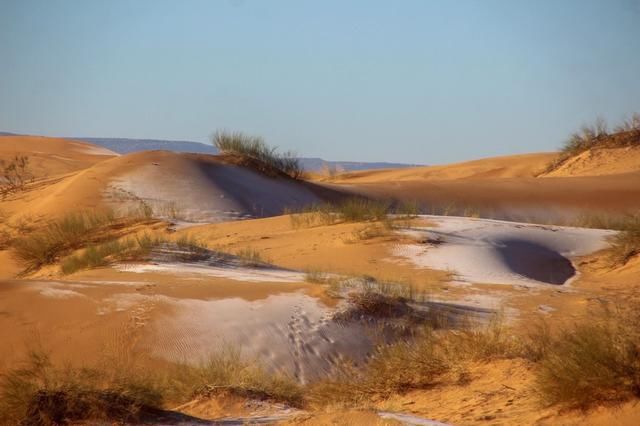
[394,216,614,286]
[116,262,306,283]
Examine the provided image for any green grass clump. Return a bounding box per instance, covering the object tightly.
[212,130,304,179]
[12,211,123,272]
[61,239,137,275]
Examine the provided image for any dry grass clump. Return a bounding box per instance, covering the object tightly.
[61,233,211,275]
[61,239,136,275]
[235,247,268,267]
[287,198,394,229]
[309,318,517,406]
[0,155,34,199]
[166,348,303,407]
[212,130,304,179]
[0,351,163,426]
[608,214,640,265]
[0,348,302,425]
[533,307,640,408]
[545,114,640,173]
[12,210,155,272]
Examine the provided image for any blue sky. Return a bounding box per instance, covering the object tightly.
[1,0,639,163]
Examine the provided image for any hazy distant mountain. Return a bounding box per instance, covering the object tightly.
[71,137,421,172]
[70,137,218,155]
[1,133,421,172]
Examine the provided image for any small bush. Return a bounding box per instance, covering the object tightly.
[287,198,392,229]
[212,130,304,179]
[236,247,267,267]
[0,155,33,199]
[166,348,302,407]
[535,316,640,408]
[609,214,640,265]
[545,114,640,173]
[0,351,163,425]
[12,210,151,272]
[61,239,136,275]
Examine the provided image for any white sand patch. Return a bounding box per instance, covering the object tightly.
[116,262,306,283]
[96,293,158,315]
[71,142,118,156]
[378,412,453,426]
[107,160,322,222]
[147,293,373,383]
[394,216,615,286]
[39,287,85,299]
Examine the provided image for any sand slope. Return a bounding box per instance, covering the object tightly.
[0,135,117,177]
[18,150,344,221]
[330,152,556,183]
[542,147,640,177]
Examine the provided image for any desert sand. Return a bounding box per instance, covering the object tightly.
[1,135,639,424]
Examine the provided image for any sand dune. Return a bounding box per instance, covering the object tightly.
[330,152,556,183]
[13,150,345,221]
[542,147,640,177]
[0,135,117,177]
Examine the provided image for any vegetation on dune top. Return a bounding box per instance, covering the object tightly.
[212,130,304,179]
[544,113,640,173]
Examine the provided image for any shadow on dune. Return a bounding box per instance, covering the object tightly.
[495,239,575,285]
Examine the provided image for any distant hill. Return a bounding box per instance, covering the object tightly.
[69,137,421,172]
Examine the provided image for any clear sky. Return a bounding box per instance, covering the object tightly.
[1,0,639,164]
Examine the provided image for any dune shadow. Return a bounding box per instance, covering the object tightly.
[495,239,575,285]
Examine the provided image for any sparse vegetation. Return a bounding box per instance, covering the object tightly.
[534,307,640,408]
[12,210,156,273]
[235,247,268,267]
[166,347,303,407]
[212,130,304,179]
[287,198,394,229]
[309,318,520,406]
[0,350,164,425]
[0,155,34,199]
[608,214,640,265]
[544,114,640,173]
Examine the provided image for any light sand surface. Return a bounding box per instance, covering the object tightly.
[0,135,118,177]
[328,152,556,183]
[542,147,640,177]
[335,172,640,222]
[1,150,345,222]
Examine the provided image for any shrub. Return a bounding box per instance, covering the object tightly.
[61,239,136,275]
[0,351,163,425]
[0,155,33,198]
[286,198,392,229]
[12,210,150,272]
[236,247,267,267]
[545,114,640,173]
[165,348,303,407]
[609,214,640,265]
[535,315,640,408]
[212,130,304,179]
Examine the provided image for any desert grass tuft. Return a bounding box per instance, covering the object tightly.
[165,348,303,407]
[212,130,304,179]
[534,309,640,408]
[235,247,268,267]
[544,114,640,173]
[0,350,164,426]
